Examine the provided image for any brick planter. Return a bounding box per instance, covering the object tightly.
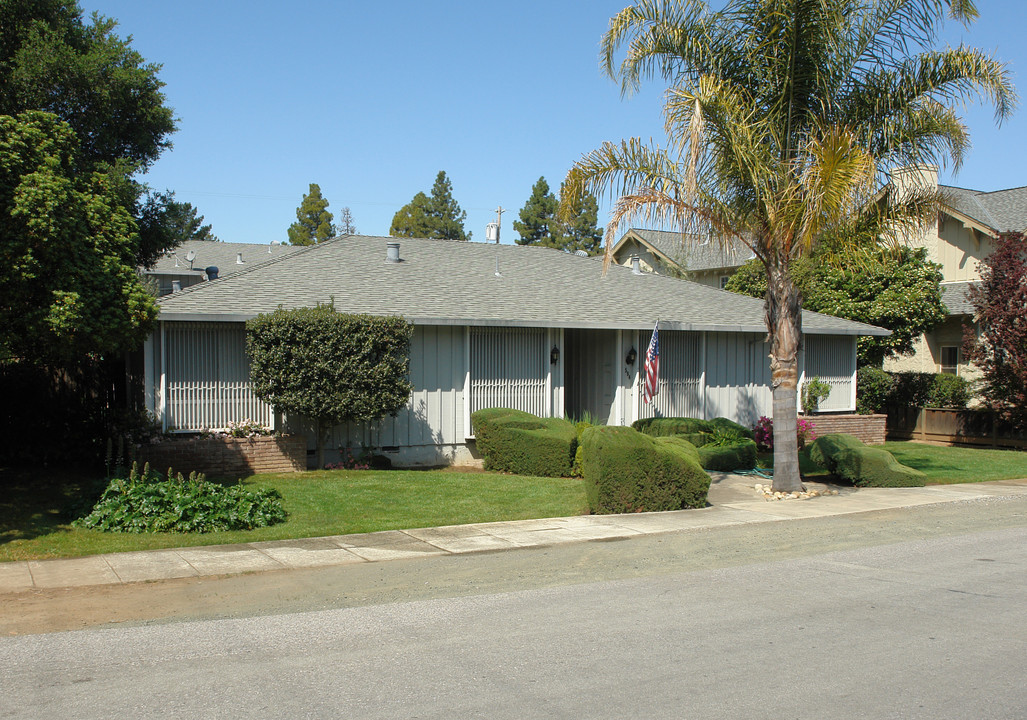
[133,435,307,477]
[806,413,887,445]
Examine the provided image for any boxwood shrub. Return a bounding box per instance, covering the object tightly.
[471,408,577,477]
[697,439,758,471]
[809,433,926,487]
[579,426,710,513]
[630,416,756,470]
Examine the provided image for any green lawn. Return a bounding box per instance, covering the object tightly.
[3,441,1025,563]
[0,467,588,562]
[882,442,1027,484]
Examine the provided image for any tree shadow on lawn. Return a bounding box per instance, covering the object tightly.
[0,466,107,546]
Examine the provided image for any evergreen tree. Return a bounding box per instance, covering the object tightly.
[287,183,334,246]
[391,171,471,241]
[145,191,218,243]
[338,207,356,235]
[514,177,559,246]
[554,184,603,255]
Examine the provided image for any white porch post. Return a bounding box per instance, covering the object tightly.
[143,333,155,416]
[158,321,167,433]
[462,326,472,437]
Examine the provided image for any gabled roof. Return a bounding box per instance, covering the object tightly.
[940,184,1027,235]
[158,235,887,337]
[145,240,303,277]
[612,229,754,272]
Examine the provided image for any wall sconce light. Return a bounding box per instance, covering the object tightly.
[550,345,560,365]
[625,346,637,366]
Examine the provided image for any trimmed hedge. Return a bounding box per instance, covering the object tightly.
[809,433,926,487]
[630,416,756,470]
[579,426,711,513]
[471,408,577,477]
[697,439,758,471]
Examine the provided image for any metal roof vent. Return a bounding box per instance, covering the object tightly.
[386,241,401,263]
[574,249,588,257]
[171,280,182,293]
[630,255,642,275]
[236,252,244,264]
[205,266,219,281]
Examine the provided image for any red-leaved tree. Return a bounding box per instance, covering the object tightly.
[965,233,1027,433]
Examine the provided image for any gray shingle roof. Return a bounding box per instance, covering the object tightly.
[627,229,754,271]
[940,281,978,316]
[145,240,303,277]
[940,184,1027,234]
[157,235,888,336]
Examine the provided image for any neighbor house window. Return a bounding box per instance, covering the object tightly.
[719,275,731,289]
[940,346,959,375]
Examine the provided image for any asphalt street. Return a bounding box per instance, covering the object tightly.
[1,496,1025,719]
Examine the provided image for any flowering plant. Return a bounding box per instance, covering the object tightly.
[325,447,371,470]
[201,419,274,439]
[752,416,817,452]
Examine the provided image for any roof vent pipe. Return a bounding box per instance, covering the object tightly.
[236,252,244,264]
[171,280,182,293]
[205,266,219,281]
[630,255,642,275]
[386,241,400,263]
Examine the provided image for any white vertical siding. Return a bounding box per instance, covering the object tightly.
[704,332,773,425]
[468,327,549,417]
[635,330,704,420]
[802,334,856,412]
[164,322,272,431]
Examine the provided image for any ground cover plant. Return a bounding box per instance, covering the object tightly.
[0,467,588,562]
[74,463,287,534]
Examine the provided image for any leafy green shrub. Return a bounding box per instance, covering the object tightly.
[74,462,287,533]
[808,433,925,487]
[697,439,758,471]
[802,377,832,414]
[889,372,935,408]
[632,417,711,436]
[927,374,970,409]
[471,408,577,477]
[706,417,756,440]
[579,426,710,513]
[856,367,893,414]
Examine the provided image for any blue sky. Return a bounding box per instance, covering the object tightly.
[80,0,1027,246]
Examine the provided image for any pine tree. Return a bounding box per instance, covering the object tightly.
[554,183,603,255]
[287,183,334,246]
[391,171,471,241]
[514,177,559,246]
[338,207,356,235]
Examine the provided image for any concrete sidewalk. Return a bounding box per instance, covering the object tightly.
[3,475,1026,594]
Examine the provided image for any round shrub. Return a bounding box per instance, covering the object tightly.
[856,367,894,415]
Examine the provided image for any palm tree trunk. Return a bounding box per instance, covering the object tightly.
[766,264,803,493]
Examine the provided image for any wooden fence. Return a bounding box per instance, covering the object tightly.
[886,407,1027,449]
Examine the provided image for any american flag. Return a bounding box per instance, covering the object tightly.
[643,320,659,404]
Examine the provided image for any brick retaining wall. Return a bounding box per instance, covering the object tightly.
[807,414,887,445]
[133,435,307,477]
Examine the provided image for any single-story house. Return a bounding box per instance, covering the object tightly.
[144,235,888,467]
[609,228,754,288]
[145,239,302,296]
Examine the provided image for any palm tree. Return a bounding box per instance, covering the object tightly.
[564,0,1015,492]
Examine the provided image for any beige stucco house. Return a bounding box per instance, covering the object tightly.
[883,165,1027,378]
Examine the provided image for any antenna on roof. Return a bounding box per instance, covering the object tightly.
[185,249,196,270]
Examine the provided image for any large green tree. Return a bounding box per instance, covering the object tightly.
[144,191,219,244]
[0,112,159,362]
[287,183,334,246]
[391,171,471,241]
[564,0,1015,492]
[727,246,946,366]
[514,176,560,246]
[246,305,413,468]
[515,176,604,254]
